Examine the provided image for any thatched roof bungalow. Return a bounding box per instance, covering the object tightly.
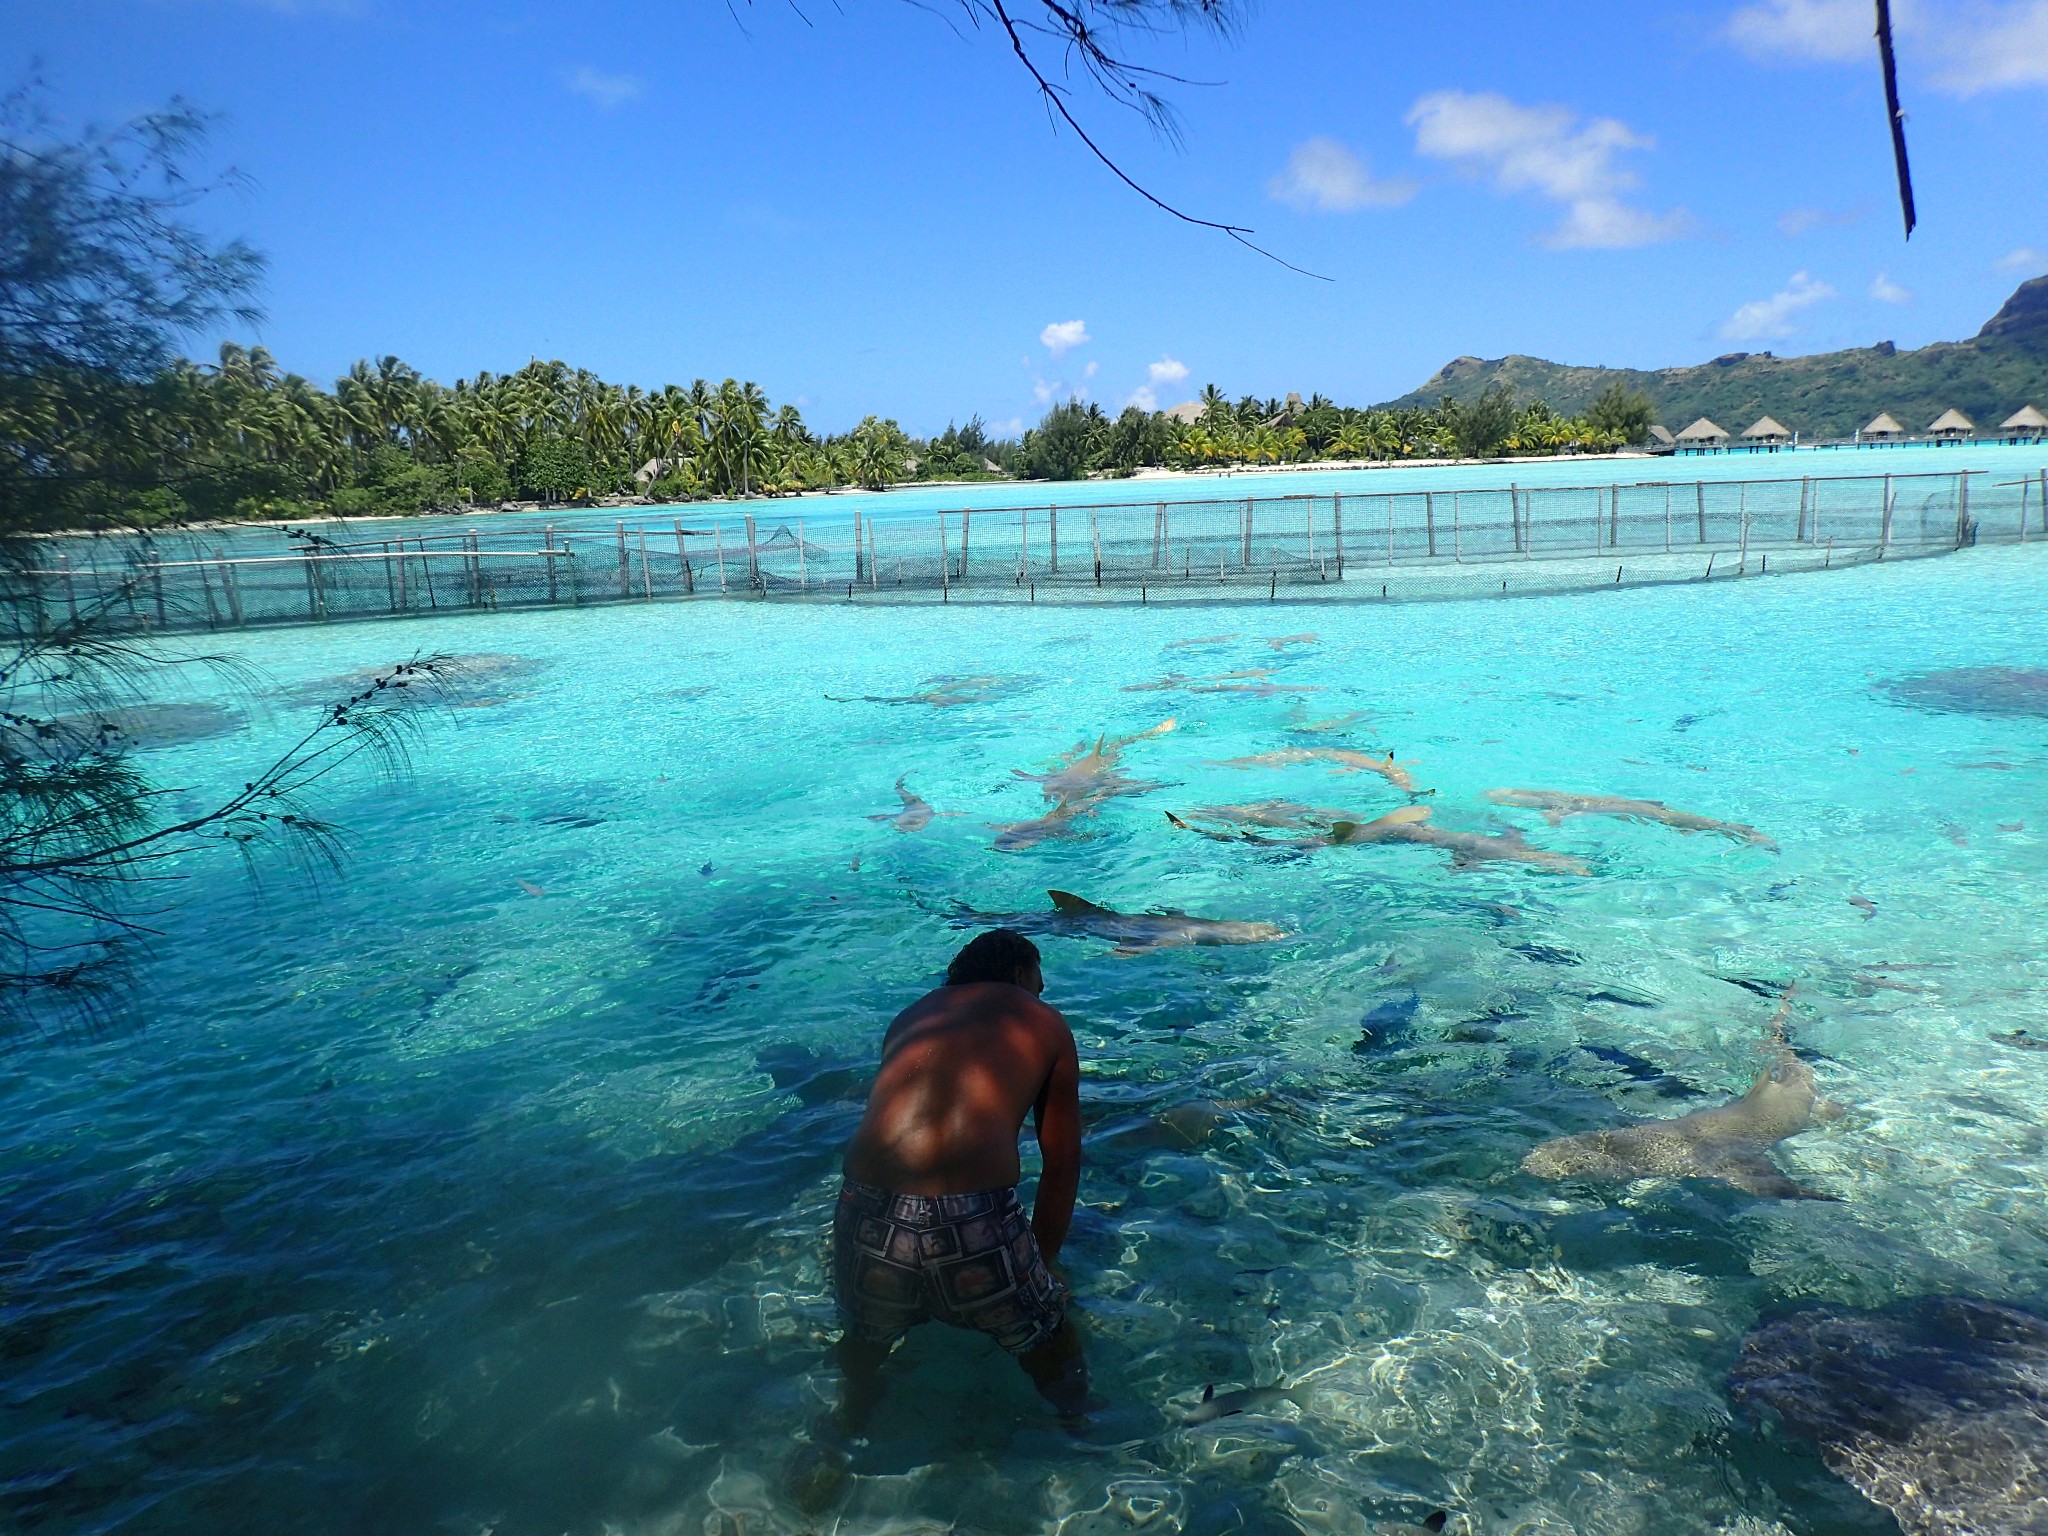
[1861,412,1905,441]
[1928,408,1975,441]
[1676,417,1729,451]
[1742,415,1792,448]
[2000,405,2047,441]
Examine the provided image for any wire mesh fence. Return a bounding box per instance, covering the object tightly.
[19,465,2048,633]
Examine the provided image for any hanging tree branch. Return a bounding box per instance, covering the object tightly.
[1874,0,1916,239]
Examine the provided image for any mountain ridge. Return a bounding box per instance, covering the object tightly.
[1379,276,2048,439]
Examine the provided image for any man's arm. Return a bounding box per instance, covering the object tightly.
[1029,1015,1082,1264]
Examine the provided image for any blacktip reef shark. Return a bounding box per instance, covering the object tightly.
[957,890,1287,956]
[1521,992,1844,1199]
[1014,719,1177,803]
[1484,789,1779,851]
[1180,1380,1310,1426]
[1218,805,1588,875]
[868,778,951,833]
[826,674,1038,708]
[1212,747,1422,794]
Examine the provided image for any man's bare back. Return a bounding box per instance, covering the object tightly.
[832,930,1087,1421]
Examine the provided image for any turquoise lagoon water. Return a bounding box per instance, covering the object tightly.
[196,440,2048,550]
[6,544,2048,1534]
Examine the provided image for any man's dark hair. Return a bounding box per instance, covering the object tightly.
[947,929,1040,986]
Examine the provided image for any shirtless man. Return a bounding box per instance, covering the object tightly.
[833,929,1087,1423]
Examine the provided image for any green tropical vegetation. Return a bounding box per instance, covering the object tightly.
[1387,275,2048,440]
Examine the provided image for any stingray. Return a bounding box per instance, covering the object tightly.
[285,652,544,709]
[1879,666,2048,719]
[1729,1296,2048,1536]
[20,701,245,755]
[1522,999,1843,1198]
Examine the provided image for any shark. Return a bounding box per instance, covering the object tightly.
[1179,799,1349,830]
[1522,995,1843,1198]
[869,777,943,833]
[1212,747,1421,793]
[1123,670,1274,693]
[1325,806,1593,875]
[1264,633,1319,651]
[1181,1381,1310,1426]
[1483,789,1779,851]
[961,890,1287,956]
[828,674,1038,708]
[991,799,1096,852]
[1015,719,1177,803]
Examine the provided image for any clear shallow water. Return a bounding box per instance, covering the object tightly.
[6,546,2048,1534]
[190,441,2048,548]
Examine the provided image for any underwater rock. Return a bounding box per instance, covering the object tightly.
[1880,666,2048,719]
[1730,1295,2048,1536]
[27,702,245,753]
[284,652,547,709]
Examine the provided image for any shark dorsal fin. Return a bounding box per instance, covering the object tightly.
[1049,890,1110,915]
[1201,1383,1215,1402]
[1423,1514,1448,1534]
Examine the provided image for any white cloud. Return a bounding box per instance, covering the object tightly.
[1127,359,1190,413]
[1726,0,2048,95]
[1721,271,1837,340]
[991,417,1024,437]
[1936,1,2048,92]
[1039,320,1090,357]
[1997,246,2047,271]
[1266,137,1418,212]
[1870,270,1912,302]
[1406,90,1693,249]
[566,66,644,108]
[1083,360,1099,379]
[1779,204,1864,235]
[1728,0,1875,63]
[1031,377,1063,404]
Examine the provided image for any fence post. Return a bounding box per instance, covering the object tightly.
[58,552,77,625]
[1305,496,1316,564]
[197,556,219,628]
[937,511,949,586]
[1510,483,1521,553]
[1452,492,1461,562]
[1153,503,1163,568]
[797,520,808,592]
[1241,499,1251,568]
[382,541,397,611]
[715,522,728,592]
[1608,484,1619,547]
[677,521,695,593]
[1739,509,1750,571]
[1425,491,1436,557]
[1696,481,1707,544]
[1664,486,1672,551]
[961,508,971,577]
[869,517,879,589]
[1386,495,1395,565]
[217,551,243,626]
[1050,504,1058,573]
[543,527,557,602]
[640,528,654,597]
[417,540,436,609]
[300,555,318,621]
[1018,505,1027,581]
[1955,471,1971,548]
[1091,505,1103,585]
[1879,474,1894,557]
[745,514,760,587]
[469,533,483,606]
[1334,493,1344,577]
[1797,476,1810,542]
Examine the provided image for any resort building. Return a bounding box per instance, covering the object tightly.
[2001,404,2047,442]
[1675,417,1729,452]
[1742,416,1792,450]
[1648,424,1676,447]
[1928,408,1975,442]
[1164,401,1205,426]
[1860,412,1906,443]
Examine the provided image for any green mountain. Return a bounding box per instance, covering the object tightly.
[1381,275,2048,440]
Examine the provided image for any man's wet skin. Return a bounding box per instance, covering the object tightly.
[838,954,1088,1421]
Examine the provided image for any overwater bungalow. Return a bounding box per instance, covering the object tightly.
[1860,412,1906,443]
[1742,415,1792,451]
[1676,417,1729,453]
[1648,424,1676,447]
[2001,404,2047,442]
[1928,408,1975,443]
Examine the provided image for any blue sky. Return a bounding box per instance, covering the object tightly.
[8,0,2047,434]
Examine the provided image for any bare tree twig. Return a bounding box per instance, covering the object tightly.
[1875,0,1916,239]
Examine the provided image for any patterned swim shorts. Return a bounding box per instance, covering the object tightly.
[832,1178,1068,1355]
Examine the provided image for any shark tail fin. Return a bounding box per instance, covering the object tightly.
[1049,890,1111,915]
[1201,1383,1215,1403]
